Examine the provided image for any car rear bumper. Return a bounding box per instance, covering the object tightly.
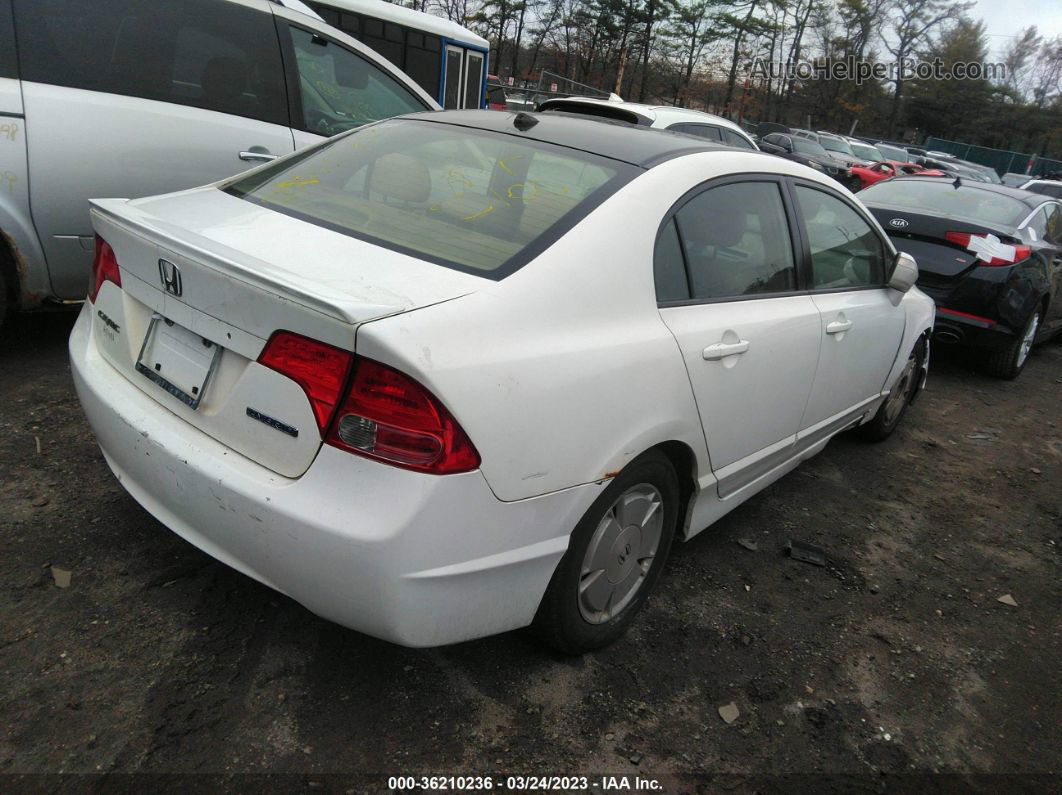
[69,307,602,647]
[932,307,1015,350]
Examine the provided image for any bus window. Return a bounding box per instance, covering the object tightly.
[443,46,462,109]
[405,33,440,97]
[362,18,402,65]
[464,51,483,108]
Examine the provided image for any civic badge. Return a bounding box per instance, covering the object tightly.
[158,258,182,296]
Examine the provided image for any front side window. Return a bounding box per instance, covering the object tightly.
[14,0,288,125]
[288,26,426,136]
[226,119,632,278]
[673,181,797,300]
[795,185,885,289]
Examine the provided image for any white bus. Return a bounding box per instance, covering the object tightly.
[305,0,489,109]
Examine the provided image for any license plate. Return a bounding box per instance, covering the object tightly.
[135,314,222,410]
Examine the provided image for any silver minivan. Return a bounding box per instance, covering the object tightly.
[0,0,437,326]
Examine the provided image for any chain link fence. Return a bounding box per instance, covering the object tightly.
[924,137,1062,178]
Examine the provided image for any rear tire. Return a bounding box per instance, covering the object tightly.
[983,309,1040,380]
[533,451,679,655]
[859,338,924,442]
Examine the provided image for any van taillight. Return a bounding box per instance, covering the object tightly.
[257,331,354,433]
[88,235,122,302]
[944,231,1031,265]
[327,358,480,475]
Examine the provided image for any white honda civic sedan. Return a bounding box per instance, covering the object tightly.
[70,110,933,652]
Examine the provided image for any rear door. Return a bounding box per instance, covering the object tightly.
[790,181,905,437]
[655,177,821,498]
[15,0,296,298]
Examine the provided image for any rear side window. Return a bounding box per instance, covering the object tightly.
[1027,182,1062,199]
[1033,204,1062,244]
[795,185,885,289]
[287,26,425,136]
[654,219,689,302]
[722,129,755,150]
[226,119,634,278]
[0,0,16,79]
[672,181,797,300]
[13,0,287,126]
[668,123,722,142]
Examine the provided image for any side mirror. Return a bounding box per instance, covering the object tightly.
[888,251,918,292]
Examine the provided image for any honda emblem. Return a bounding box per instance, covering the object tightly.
[158,259,182,296]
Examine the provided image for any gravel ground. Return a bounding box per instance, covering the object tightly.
[1,310,1059,792]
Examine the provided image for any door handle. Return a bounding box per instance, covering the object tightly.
[703,340,750,360]
[239,150,278,162]
[826,319,853,334]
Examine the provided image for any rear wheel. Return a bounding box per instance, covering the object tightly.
[533,451,679,654]
[859,339,924,442]
[983,309,1040,380]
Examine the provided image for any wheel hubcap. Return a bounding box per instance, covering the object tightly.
[1017,313,1039,368]
[578,484,663,624]
[883,351,918,425]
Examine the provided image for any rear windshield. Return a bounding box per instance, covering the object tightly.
[225,119,634,278]
[861,180,1029,226]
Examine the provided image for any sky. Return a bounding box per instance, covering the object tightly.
[972,0,1062,57]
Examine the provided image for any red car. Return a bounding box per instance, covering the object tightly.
[850,161,945,190]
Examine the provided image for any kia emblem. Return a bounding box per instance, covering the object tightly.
[889,218,909,229]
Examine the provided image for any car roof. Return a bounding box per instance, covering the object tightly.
[406,110,759,168]
[889,176,1053,209]
[537,97,748,136]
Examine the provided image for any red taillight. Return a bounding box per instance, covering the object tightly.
[257,331,354,433]
[944,231,1031,266]
[88,235,121,302]
[327,357,480,475]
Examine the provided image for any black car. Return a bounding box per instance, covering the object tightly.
[758,133,860,190]
[860,177,1062,379]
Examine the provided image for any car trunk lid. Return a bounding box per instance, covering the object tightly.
[87,188,483,478]
[865,205,1022,288]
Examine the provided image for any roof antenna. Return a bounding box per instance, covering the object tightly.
[952,175,962,189]
[513,112,538,132]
